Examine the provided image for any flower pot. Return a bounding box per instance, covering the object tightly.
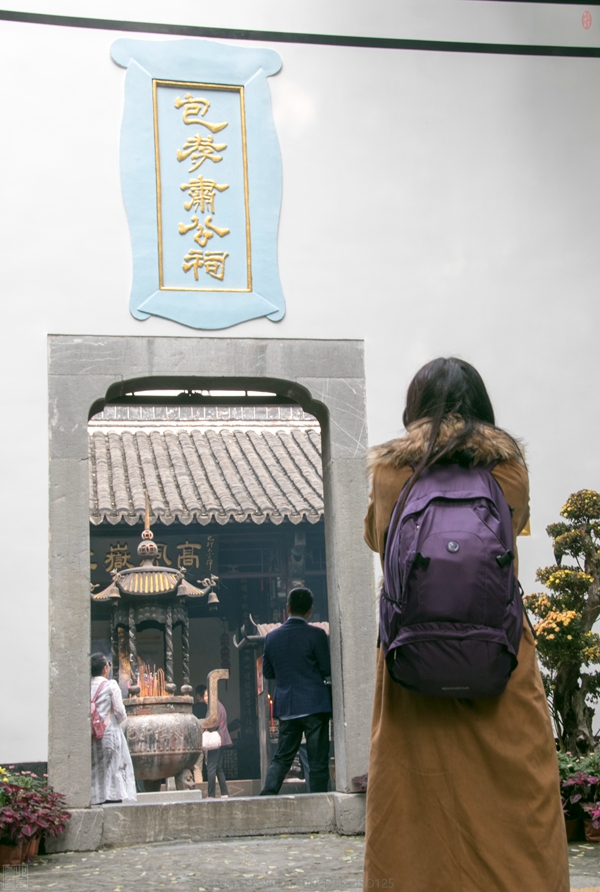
[584,819,600,842]
[0,841,24,867]
[565,817,582,841]
[24,835,40,860]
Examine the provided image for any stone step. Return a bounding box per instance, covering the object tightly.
[46,792,366,852]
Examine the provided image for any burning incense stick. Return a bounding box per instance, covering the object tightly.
[138,658,166,697]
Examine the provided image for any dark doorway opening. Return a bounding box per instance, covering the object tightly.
[89,383,328,794]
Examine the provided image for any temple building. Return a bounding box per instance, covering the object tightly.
[88,399,328,782]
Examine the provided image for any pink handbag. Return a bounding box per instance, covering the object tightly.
[91,680,109,739]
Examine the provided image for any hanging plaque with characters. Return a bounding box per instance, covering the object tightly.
[111,38,285,330]
[91,533,218,588]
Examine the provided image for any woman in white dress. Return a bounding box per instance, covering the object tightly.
[90,652,137,805]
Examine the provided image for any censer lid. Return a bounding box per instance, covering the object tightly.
[92,493,219,606]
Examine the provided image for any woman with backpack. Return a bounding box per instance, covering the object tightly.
[90,652,137,805]
[363,358,568,892]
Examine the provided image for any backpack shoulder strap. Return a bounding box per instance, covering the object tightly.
[92,679,108,703]
[382,466,416,561]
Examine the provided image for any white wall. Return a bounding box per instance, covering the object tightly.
[1,6,599,761]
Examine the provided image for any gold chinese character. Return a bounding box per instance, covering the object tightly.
[177,135,226,172]
[177,540,202,569]
[174,94,228,133]
[207,535,215,571]
[180,177,229,214]
[182,250,229,282]
[90,550,98,571]
[182,249,205,281]
[178,215,230,248]
[153,543,172,567]
[191,217,229,248]
[105,544,133,573]
[204,251,228,280]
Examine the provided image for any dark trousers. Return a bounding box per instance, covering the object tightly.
[206,747,228,798]
[297,743,333,793]
[260,713,330,796]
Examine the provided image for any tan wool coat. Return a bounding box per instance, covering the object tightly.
[363,418,569,892]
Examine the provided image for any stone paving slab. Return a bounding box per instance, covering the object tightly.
[6,833,600,891]
[16,834,364,892]
[569,842,600,890]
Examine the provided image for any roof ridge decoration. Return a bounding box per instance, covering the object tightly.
[233,615,330,648]
[111,38,285,330]
[90,403,317,424]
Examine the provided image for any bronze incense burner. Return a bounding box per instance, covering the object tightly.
[93,520,227,790]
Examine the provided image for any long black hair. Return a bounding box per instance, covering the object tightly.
[400,357,504,504]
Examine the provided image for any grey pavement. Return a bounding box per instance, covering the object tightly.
[7,834,600,891]
[569,842,600,890]
[10,834,364,892]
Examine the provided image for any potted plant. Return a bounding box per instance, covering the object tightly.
[0,768,71,865]
[558,752,585,839]
[581,802,600,842]
[524,490,600,757]
[561,771,600,833]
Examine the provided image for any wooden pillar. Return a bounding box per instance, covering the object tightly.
[180,606,192,695]
[128,606,140,695]
[165,605,176,694]
[110,605,119,683]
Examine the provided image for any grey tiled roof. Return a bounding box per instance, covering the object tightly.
[89,423,324,526]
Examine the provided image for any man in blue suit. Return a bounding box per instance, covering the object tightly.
[260,587,332,795]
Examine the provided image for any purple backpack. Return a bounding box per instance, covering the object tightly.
[380,462,523,698]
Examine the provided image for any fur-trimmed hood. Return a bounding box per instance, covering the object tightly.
[369,416,526,473]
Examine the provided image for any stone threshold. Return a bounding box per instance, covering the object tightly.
[46,792,366,853]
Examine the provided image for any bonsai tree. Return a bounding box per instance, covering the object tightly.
[524,490,600,756]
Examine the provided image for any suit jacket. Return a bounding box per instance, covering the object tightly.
[262,617,332,719]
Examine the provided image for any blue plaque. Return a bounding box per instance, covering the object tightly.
[111,39,285,329]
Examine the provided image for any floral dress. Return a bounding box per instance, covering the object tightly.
[90,677,137,805]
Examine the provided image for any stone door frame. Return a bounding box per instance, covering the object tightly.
[48,335,375,807]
